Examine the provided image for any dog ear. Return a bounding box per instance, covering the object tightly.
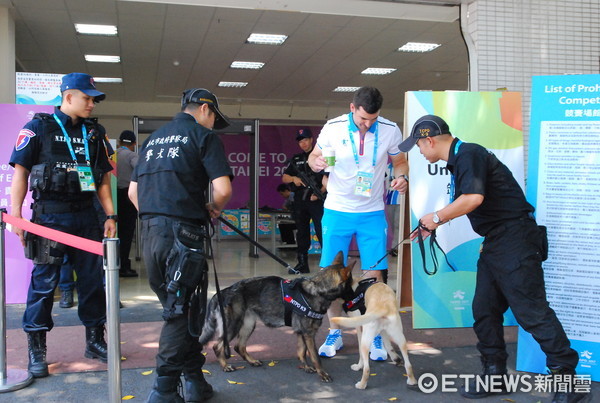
[341,259,356,280]
[332,250,345,266]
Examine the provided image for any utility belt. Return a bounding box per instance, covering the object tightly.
[163,221,209,328]
[23,231,66,265]
[30,163,100,197]
[32,199,94,215]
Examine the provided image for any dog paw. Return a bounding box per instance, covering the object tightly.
[355,381,367,390]
[249,360,263,367]
[320,373,333,383]
[300,365,317,374]
[351,364,362,371]
[223,365,236,372]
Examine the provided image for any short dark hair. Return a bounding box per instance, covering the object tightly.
[277,183,290,192]
[352,86,383,114]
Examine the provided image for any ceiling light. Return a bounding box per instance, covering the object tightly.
[231,61,265,70]
[75,24,118,36]
[85,54,121,63]
[246,33,287,45]
[93,77,123,83]
[398,42,441,52]
[361,68,396,75]
[333,86,360,92]
[219,81,248,88]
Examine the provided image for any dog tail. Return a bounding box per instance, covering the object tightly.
[198,293,221,344]
[330,313,379,328]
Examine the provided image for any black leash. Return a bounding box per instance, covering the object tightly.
[206,221,231,359]
[217,216,295,273]
[369,222,456,275]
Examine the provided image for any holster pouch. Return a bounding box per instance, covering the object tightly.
[538,225,548,261]
[24,231,66,265]
[29,164,50,193]
[162,222,208,321]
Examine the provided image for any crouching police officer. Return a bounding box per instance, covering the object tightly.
[129,88,233,402]
[9,72,116,377]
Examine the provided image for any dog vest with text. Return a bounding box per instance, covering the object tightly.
[280,279,325,326]
[343,278,378,314]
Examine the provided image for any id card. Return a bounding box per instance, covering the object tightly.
[354,170,374,197]
[77,165,96,191]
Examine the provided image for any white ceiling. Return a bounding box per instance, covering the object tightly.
[10,0,469,113]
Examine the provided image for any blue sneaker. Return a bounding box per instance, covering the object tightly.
[369,334,387,361]
[318,329,343,357]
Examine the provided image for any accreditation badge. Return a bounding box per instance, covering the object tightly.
[76,165,96,191]
[354,170,374,197]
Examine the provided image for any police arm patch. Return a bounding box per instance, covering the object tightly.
[15,129,36,151]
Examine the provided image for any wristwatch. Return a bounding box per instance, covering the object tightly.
[432,211,441,224]
[106,214,118,222]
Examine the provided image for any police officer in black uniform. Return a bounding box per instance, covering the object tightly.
[129,88,233,403]
[9,72,115,378]
[282,128,326,274]
[401,115,588,403]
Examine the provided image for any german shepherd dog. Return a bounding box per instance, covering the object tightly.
[199,251,354,382]
[331,281,417,390]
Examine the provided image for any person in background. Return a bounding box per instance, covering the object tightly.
[276,183,297,245]
[129,87,232,402]
[282,128,326,274]
[308,86,408,362]
[9,72,115,378]
[116,130,139,277]
[401,114,589,403]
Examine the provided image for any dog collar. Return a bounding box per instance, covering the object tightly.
[281,279,326,326]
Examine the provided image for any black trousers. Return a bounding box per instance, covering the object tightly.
[140,216,206,377]
[293,199,323,254]
[473,218,579,370]
[117,187,137,271]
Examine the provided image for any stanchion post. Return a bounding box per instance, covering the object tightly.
[103,238,121,402]
[0,210,33,392]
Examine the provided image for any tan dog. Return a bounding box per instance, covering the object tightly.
[331,281,417,390]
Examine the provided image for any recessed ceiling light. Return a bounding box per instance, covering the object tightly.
[361,68,396,75]
[85,54,121,63]
[398,42,441,52]
[230,61,265,70]
[75,24,118,36]
[93,77,123,83]
[246,33,287,45]
[219,81,248,88]
[333,86,361,92]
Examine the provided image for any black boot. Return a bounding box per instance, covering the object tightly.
[84,325,108,363]
[59,289,74,308]
[460,355,509,399]
[27,331,49,378]
[184,373,214,402]
[549,366,592,403]
[289,253,309,274]
[146,376,185,403]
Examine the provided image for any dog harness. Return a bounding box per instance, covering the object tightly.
[280,279,325,326]
[343,278,378,314]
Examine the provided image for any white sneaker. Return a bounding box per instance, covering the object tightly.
[369,334,388,361]
[318,329,343,357]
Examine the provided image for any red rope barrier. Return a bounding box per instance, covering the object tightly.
[1,212,103,256]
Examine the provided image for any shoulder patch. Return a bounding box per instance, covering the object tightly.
[15,129,36,151]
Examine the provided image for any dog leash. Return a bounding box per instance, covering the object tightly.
[369,222,456,275]
[206,221,231,359]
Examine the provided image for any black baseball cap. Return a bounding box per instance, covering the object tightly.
[399,114,451,152]
[296,128,313,141]
[60,72,106,102]
[181,88,231,130]
[119,130,136,144]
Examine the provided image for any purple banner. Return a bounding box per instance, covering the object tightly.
[220,125,322,210]
[1,104,53,303]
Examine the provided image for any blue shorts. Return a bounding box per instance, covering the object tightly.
[319,209,388,270]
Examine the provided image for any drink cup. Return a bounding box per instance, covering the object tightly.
[323,148,335,172]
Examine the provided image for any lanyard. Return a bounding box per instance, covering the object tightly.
[449,140,463,203]
[347,113,378,168]
[53,114,90,165]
